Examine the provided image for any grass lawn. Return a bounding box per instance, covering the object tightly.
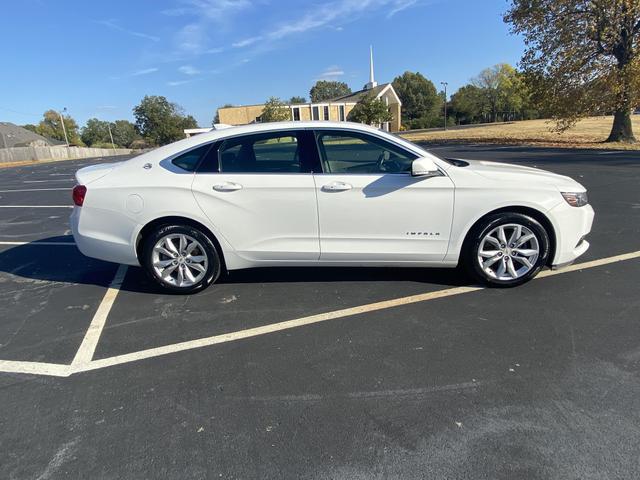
[401,116,640,150]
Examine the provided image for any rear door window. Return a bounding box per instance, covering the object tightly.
[218,131,310,173]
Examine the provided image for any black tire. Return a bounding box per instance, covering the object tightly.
[464,212,550,287]
[141,224,221,294]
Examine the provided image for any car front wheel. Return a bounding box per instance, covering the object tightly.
[141,224,221,294]
[466,213,550,287]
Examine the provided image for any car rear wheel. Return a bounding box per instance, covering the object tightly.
[142,224,221,294]
[465,213,550,287]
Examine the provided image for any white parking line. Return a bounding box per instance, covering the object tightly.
[80,285,483,373]
[80,249,640,374]
[0,205,72,208]
[22,179,74,184]
[71,264,128,367]
[0,249,639,378]
[0,359,71,377]
[0,188,69,192]
[0,241,76,246]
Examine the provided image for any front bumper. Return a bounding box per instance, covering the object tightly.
[548,202,594,267]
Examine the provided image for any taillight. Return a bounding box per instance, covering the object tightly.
[73,185,87,206]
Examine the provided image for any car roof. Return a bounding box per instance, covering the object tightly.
[133,121,434,167]
[195,121,382,141]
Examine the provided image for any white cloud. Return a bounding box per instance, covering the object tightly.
[179,65,200,75]
[232,36,261,48]
[162,0,253,20]
[132,68,159,76]
[97,19,160,42]
[164,0,423,60]
[388,0,418,17]
[320,66,345,78]
[268,0,423,41]
[167,80,192,86]
[109,67,159,80]
[175,23,209,54]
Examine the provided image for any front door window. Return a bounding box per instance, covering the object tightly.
[316,130,417,174]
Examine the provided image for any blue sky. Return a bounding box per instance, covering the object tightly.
[0,0,524,128]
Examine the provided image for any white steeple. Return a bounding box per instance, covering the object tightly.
[365,45,378,90]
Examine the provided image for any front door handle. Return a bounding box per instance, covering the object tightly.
[322,181,352,192]
[213,182,243,192]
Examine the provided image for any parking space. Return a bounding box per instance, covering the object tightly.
[0,244,116,363]
[0,208,72,241]
[1,148,639,478]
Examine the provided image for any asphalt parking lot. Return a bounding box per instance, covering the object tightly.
[1,145,639,479]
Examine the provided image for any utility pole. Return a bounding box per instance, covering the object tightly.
[59,108,70,147]
[440,82,448,131]
[107,122,116,154]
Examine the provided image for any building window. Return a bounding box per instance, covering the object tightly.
[323,106,330,121]
[312,106,320,121]
[255,116,262,123]
[339,105,345,121]
[292,107,300,121]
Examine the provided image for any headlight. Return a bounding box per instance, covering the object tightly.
[561,191,588,207]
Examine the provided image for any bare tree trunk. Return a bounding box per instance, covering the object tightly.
[606,108,636,143]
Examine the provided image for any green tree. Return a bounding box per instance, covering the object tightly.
[22,124,38,133]
[309,80,351,102]
[111,120,139,148]
[347,92,393,126]
[81,118,110,146]
[133,95,197,145]
[36,110,83,145]
[505,0,640,142]
[260,97,291,122]
[469,64,532,122]
[471,64,505,122]
[182,115,198,130]
[450,84,486,124]
[289,96,306,104]
[392,71,440,122]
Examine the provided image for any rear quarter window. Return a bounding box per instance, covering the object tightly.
[171,144,212,172]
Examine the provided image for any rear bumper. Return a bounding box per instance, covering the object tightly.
[70,207,140,266]
[549,202,594,267]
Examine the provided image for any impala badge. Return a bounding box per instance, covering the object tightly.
[406,232,440,236]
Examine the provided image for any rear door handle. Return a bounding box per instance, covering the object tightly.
[322,181,352,192]
[213,182,243,192]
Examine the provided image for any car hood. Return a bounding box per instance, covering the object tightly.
[454,159,586,192]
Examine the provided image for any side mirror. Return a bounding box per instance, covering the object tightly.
[411,157,439,177]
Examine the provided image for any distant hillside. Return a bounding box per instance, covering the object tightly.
[0,122,65,148]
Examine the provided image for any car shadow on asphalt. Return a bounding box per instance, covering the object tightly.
[222,265,470,287]
[0,236,472,294]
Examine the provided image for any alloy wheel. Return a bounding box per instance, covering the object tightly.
[477,223,540,281]
[151,233,209,287]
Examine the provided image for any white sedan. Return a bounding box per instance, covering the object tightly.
[71,121,594,293]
